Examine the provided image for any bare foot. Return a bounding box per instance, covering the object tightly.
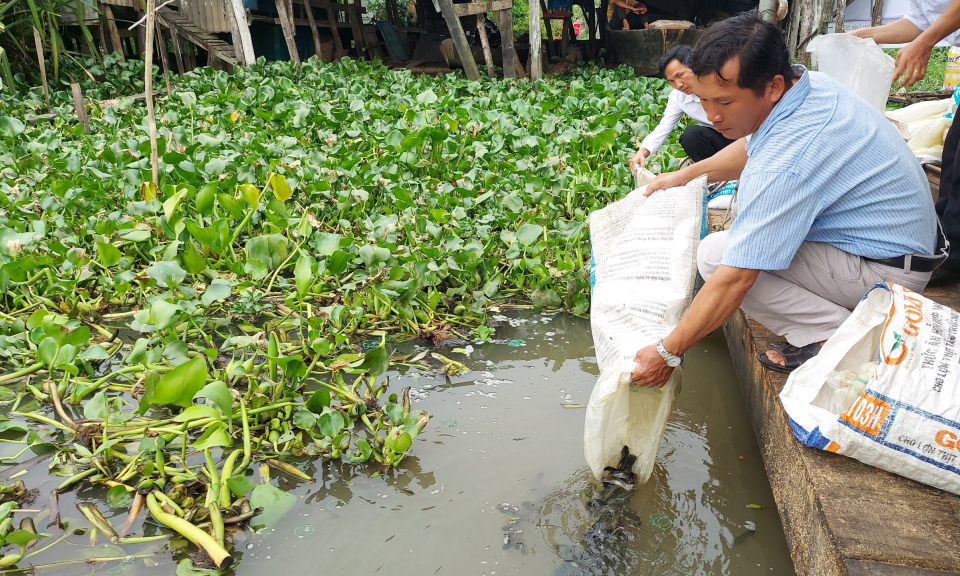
[763,349,786,366]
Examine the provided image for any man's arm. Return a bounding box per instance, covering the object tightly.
[850,18,923,44]
[644,137,748,195]
[630,96,685,172]
[894,0,960,86]
[631,265,760,387]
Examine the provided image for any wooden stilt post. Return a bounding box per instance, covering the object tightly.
[32,28,51,113]
[102,3,125,61]
[871,0,883,26]
[529,0,542,80]
[156,27,172,94]
[170,25,185,74]
[476,15,495,78]
[348,0,368,58]
[303,0,326,60]
[437,0,480,80]
[541,0,555,60]
[497,7,520,78]
[71,83,89,132]
[133,0,146,54]
[276,0,301,63]
[228,0,256,65]
[322,0,347,59]
[144,0,159,187]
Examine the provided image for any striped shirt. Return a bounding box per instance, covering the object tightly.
[722,67,937,271]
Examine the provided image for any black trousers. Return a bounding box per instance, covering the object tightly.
[679,125,736,163]
[608,8,647,30]
[937,118,960,270]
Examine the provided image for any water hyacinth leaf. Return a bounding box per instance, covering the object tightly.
[201,281,232,306]
[38,337,58,366]
[83,391,109,420]
[148,300,184,331]
[0,116,25,137]
[317,411,345,437]
[195,183,217,217]
[293,410,317,430]
[384,402,403,425]
[353,346,389,376]
[238,183,260,208]
[245,234,288,270]
[194,381,233,419]
[127,338,149,365]
[173,405,221,423]
[192,422,232,450]
[346,437,373,464]
[516,224,543,247]
[106,485,133,509]
[385,428,412,453]
[305,389,330,414]
[249,483,296,528]
[148,356,208,408]
[269,172,292,202]
[314,233,342,256]
[96,241,122,267]
[145,261,187,289]
[294,253,314,298]
[78,344,110,361]
[417,89,438,104]
[226,475,257,498]
[162,340,192,366]
[5,529,48,546]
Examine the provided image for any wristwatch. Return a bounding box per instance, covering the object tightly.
[656,339,682,368]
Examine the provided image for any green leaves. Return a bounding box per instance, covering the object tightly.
[145,261,187,289]
[0,116,24,137]
[140,356,208,412]
[294,253,314,299]
[318,411,345,437]
[516,223,544,247]
[249,482,296,528]
[245,234,288,271]
[267,172,292,202]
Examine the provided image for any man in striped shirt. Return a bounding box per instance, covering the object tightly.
[628,12,942,386]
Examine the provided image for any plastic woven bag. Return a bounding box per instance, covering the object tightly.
[584,176,706,481]
[807,34,895,113]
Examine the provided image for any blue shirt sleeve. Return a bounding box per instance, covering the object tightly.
[720,172,823,270]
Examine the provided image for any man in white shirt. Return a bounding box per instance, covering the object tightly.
[853,0,960,285]
[628,45,736,174]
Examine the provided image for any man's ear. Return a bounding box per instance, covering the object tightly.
[767,75,786,103]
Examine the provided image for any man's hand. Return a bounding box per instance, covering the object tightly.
[644,170,688,196]
[629,5,644,13]
[631,345,674,388]
[628,149,647,174]
[894,38,934,88]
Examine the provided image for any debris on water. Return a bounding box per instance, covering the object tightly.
[733,521,757,546]
[562,393,572,400]
[522,396,531,400]
[561,403,588,408]
[325,498,346,510]
[747,504,764,509]
[497,502,519,513]
[294,524,316,538]
[650,512,673,530]
[503,533,510,546]
[508,339,526,347]
[452,345,474,356]
[246,543,255,550]
[442,420,457,427]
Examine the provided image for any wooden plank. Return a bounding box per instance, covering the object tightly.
[497,8,517,78]
[302,0,326,60]
[453,0,511,16]
[436,0,480,80]
[228,0,255,65]
[276,0,301,63]
[324,1,346,59]
[528,0,541,80]
[70,83,89,133]
[540,0,555,59]
[476,14,495,78]
[32,28,51,114]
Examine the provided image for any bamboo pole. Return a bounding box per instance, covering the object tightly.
[32,28,51,113]
[476,15,495,78]
[529,0,542,80]
[144,0,159,188]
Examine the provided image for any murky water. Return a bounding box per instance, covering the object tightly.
[1,311,795,575]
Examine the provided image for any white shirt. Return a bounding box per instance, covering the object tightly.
[905,0,960,46]
[639,89,712,155]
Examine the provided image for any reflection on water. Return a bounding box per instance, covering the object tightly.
[0,311,796,576]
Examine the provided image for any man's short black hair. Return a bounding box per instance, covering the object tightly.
[687,11,793,96]
[658,45,691,78]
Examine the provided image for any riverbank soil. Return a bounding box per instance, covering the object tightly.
[724,282,960,576]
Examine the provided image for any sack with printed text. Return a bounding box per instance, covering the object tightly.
[780,283,960,494]
[584,176,707,482]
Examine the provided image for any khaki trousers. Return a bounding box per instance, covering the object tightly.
[697,231,931,347]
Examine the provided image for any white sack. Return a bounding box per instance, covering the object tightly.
[808,34,895,114]
[584,176,707,481]
[780,283,960,495]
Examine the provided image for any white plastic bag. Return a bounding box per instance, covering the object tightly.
[584,176,707,481]
[780,283,960,495]
[807,34,895,113]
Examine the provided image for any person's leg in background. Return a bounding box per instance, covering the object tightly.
[679,125,737,163]
[608,6,626,29]
[930,118,960,286]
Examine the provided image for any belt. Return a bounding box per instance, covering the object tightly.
[864,254,943,273]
